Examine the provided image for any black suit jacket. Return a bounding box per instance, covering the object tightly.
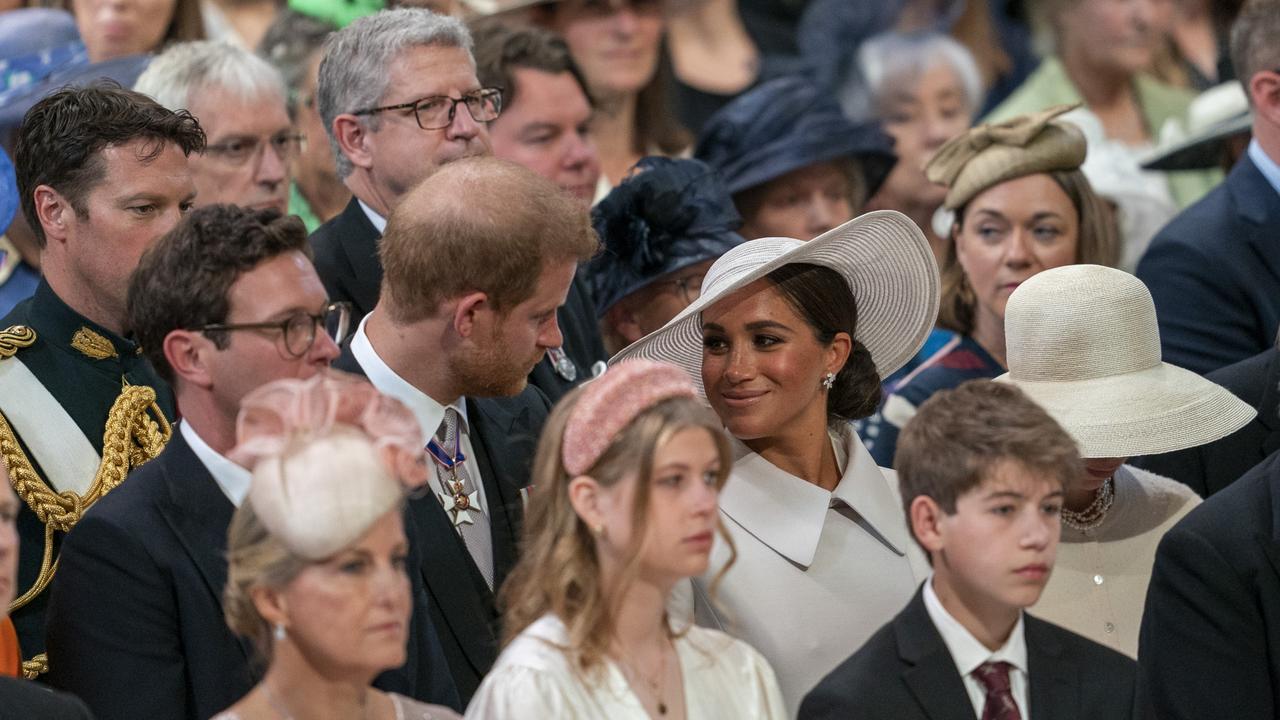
[0,677,93,720]
[45,431,459,720]
[800,586,1138,720]
[1136,155,1280,375]
[1138,450,1280,719]
[310,197,606,403]
[1134,347,1280,497]
[336,345,550,704]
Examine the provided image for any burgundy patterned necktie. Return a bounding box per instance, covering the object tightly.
[972,661,1022,720]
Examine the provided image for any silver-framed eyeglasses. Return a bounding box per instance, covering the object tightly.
[197,302,352,358]
[205,131,306,166]
[351,88,504,130]
[652,273,706,306]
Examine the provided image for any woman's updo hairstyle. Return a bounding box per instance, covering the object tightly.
[766,262,880,421]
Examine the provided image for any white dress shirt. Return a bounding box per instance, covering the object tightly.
[923,576,1030,720]
[180,421,252,507]
[692,423,927,716]
[350,314,488,514]
[466,614,787,719]
[358,199,387,234]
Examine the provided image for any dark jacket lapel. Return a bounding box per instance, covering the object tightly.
[154,433,255,667]
[1233,157,1280,286]
[466,396,537,588]
[895,588,979,720]
[333,198,384,317]
[1024,616,1076,720]
[1259,352,1280,457]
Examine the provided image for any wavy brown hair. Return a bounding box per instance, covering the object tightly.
[936,169,1119,335]
[499,389,734,675]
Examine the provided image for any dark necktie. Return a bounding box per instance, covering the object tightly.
[972,661,1022,720]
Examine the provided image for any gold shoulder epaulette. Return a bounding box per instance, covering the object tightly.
[0,324,35,359]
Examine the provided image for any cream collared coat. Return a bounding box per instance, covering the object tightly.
[691,424,929,716]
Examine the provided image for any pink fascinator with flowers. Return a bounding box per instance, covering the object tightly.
[562,360,696,475]
[229,370,428,559]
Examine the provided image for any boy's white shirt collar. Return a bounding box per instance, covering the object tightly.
[923,574,1028,676]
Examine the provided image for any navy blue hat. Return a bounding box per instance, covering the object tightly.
[589,157,745,316]
[694,76,897,201]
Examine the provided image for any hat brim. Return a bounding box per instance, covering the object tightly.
[612,210,940,400]
[1140,113,1253,171]
[996,362,1255,458]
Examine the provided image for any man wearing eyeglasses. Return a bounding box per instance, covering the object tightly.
[136,41,297,215]
[312,8,606,402]
[45,205,460,720]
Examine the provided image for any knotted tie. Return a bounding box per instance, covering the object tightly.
[430,407,494,589]
[972,661,1022,720]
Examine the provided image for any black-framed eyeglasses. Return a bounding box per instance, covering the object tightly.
[205,132,306,166]
[350,88,504,130]
[197,302,351,358]
[651,273,705,306]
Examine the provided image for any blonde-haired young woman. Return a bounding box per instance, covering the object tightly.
[467,360,785,719]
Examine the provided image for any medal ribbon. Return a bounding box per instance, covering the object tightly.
[426,432,466,471]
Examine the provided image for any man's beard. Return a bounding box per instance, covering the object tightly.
[451,335,540,399]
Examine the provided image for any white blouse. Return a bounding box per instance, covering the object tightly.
[465,614,786,719]
[692,424,928,716]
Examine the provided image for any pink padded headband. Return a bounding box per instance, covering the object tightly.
[562,360,696,475]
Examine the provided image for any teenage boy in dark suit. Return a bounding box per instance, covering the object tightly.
[800,380,1137,720]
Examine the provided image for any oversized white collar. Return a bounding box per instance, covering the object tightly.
[718,423,911,568]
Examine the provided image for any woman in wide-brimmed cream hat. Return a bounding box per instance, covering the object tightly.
[615,210,939,713]
[997,263,1255,658]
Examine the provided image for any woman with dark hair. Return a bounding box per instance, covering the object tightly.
[858,105,1119,468]
[468,360,785,718]
[615,211,940,714]
[533,0,689,187]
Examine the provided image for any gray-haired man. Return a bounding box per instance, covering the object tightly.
[136,40,297,214]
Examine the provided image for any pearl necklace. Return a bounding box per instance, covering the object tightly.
[1061,477,1115,532]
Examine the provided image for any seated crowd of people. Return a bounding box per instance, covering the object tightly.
[1,0,1279,718]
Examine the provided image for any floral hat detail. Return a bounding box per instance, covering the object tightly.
[588,157,745,316]
[229,370,428,559]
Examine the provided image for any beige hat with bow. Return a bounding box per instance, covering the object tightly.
[995,265,1255,458]
[926,104,1088,210]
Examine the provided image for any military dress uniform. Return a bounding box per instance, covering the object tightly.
[0,279,174,678]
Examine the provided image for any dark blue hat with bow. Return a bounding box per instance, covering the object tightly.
[694,75,897,200]
[589,157,745,317]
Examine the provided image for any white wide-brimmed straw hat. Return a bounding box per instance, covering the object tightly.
[612,210,940,398]
[995,265,1255,458]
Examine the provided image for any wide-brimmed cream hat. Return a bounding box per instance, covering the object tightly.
[612,210,940,398]
[1141,81,1252,171]
[995,265,1255,458]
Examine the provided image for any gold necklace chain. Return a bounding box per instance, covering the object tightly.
[261,681,373,720]
[616,639,672,716]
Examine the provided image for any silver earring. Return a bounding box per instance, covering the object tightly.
[273,623,286,641]
[821,372,836,390]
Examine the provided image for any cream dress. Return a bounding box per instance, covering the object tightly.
[464,614,786,719]
[692,423,929,716]
[1031,464,1201,657]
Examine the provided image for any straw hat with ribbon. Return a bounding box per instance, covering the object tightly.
[995,265,1255,458]
[926,104,1087,211]
[612,210,940,399]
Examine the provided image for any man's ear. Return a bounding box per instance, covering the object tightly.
[33,185,72,245]
[451,291,490,339]
[909,495,947,555]
[332,114,374,173]
[163,329,217,389]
